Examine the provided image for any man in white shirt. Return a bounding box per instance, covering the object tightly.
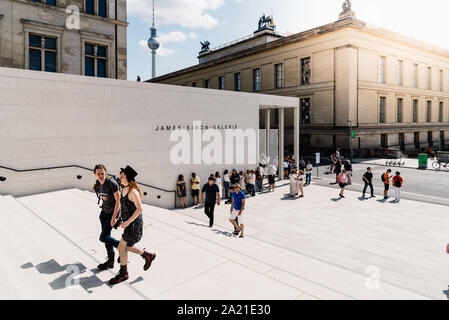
[305,161,313,185]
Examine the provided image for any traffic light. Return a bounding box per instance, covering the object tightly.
[351,131,355,139]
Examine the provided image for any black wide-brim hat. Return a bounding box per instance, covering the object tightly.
[120,165,138,182]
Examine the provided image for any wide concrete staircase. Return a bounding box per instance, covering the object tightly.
[0,184,447,299]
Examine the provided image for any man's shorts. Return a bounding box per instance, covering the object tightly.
[384,183,390,191]
[191,189,199,197]
[230,209,244,224]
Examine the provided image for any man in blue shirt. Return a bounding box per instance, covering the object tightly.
[230,184,246,238]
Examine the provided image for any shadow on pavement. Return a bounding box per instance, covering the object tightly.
[21,259,105,293]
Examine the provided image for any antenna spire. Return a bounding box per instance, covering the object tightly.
[152,0,155,28]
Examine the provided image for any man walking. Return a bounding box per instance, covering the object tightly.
[362,167,375,198]
[229,184,246,238]
[392,172,404,202]
[305,161,313,185]
[382,169,393,200]
[201,176,221,228]
[93,164,120,270]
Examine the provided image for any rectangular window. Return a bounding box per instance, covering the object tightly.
[204,79,210,88]
[300,98,311,124]
[85,0,95,14]
[234,73,241,91]
[439,101,444,122]
[414,132,420,149]
[300,58,311,85]
[427,67,432,90]
[85,43,107,78]
[253,68,261,91]
[427,101,432,122]
[397,98,403,123]
[441,131,445,146]
[440,70,444,91]
[413,99,418,123]
[399,133,405,150]
[379,97,386,123]
[274,63,283,89]
[397,60,403,86]
[98,0,107,18]
[218,76,224,90]
[413,64,418,88]
[192,82,197,87]
[428,131,434,147]
[378,56,386,84]
[29,34,57,72]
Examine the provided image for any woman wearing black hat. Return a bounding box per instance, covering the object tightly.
[109,165,156,285]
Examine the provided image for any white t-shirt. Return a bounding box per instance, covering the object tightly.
[297,175,305,185]
[283,161,289,169]
[223,174,230,183]
[289,174,297,183]
[248,173,256,185]
[258,166,265,176]
[215,177,222,188]
[306,164,313,173]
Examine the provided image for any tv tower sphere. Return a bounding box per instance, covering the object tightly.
[147,28,160,51]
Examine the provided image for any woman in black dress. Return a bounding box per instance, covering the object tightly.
[109,166,156,285]
[177,175,187,208]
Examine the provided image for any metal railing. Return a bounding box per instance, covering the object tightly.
[0,164,177,207]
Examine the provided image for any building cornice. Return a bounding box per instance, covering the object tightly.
[150,16,449,83]
[12,0,128,26]
[80,30,114,41]
[20,18,65,31]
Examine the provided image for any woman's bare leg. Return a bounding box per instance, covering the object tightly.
[118,240,128,266]
[127,246,144,256]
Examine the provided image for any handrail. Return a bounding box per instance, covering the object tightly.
[0,164,176,194]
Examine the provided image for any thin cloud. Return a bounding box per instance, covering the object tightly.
[138,40,175,57]
[128,0,225,29]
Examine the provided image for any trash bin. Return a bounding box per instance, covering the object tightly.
[418,153,428,169]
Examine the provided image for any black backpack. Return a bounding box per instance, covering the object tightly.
[94,176,121,205]
[381,174,386,182]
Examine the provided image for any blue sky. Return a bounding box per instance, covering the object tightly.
[127,0,449,81]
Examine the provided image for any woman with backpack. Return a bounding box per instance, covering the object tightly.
[338,169,347,198]
[334,160,342,184]
[392,172,404,202]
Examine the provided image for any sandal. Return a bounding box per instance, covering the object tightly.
[239,235,245,239]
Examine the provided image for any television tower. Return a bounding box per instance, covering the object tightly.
[147,0,160,79]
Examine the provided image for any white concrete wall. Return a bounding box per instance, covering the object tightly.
[0,67,298,208]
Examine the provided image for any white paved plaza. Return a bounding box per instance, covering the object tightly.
[1,182,449,300]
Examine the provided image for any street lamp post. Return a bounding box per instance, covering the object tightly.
[348,120,353,162]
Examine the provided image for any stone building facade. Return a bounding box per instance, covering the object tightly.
[150,8,449,155]
[0,0,127,79]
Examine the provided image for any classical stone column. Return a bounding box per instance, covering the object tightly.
[265,109,270,160]
[279,108,285,180]
[294,106,300,167]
